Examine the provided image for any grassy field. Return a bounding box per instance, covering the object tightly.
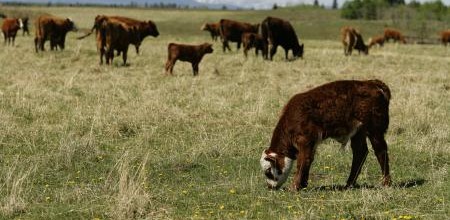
[0,5,449,219]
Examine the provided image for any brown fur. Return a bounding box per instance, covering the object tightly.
[384,28,406,44]
[368,35,385,48]
[2,18,22,45]
[34,15,76,52]
[201,22,220,41]
[264,79,391,190]
[439,30,450,46]
[219,19,259,52]
[241,32,268,59]
[261,16,304,60]
[341,26,369,56]
[165,43,213,76]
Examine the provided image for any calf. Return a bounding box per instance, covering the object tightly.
[201,22,220,41]
[384,28,406,44]
[368,35,385,48]
[165,43,213,76]
[440,30,450,46]
[241,32,268,59]
[260,79,391,191]
[341,26,368,56]
[2,18,23,45]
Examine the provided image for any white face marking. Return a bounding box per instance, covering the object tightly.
[18,19,23,29]
[260,150,294,189]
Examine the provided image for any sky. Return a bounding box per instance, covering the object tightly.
[2,0,449,9]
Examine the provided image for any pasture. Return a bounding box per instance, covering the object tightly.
[0,5,449,219]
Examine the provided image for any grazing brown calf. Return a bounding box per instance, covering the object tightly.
[34,15,77,52]
[260,80,391,191]
[219,19,259,52]
[2,18,23,45]
[341,26,369,56]
[201,22,220,41]
[241,32,268,59]
[439,30,450,46]
[165,43,213,76]
[261,16,304,60]
[368,35,385,48]
[384,28,406,44]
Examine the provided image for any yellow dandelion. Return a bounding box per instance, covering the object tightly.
[229,189,236,194]
[182,190,188,194]
[92,218,101,220]
[219,205,225,210]
[240,210,245,215]
[45,196,51,201]
[287,205,293,210]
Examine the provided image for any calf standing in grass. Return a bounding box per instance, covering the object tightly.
[440,30,450,46]
[241,32,268,59]
[384,28,406,44]
[260,80,391,191]
[165,43,213,76]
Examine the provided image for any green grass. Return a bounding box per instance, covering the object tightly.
[0,5,449,219]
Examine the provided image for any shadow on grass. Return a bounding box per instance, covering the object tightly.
[307,178,426,192]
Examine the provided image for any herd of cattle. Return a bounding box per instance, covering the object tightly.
[2,13,450,75]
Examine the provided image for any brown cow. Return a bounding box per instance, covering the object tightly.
[103,20,139,65]
[260,79,391,191]
[165,43,213,76]
[241,32,268,59]
[261,16,304,60]
[22,17,30,36]
[201,22,220,41]
[368,35,385,48]
[341,26,369,56]
[384,28,406,44]
[79,15,159,64]
[2,18,23,45]
[34,15,77,52]
[439,30,450,46]
[219,19,259,52]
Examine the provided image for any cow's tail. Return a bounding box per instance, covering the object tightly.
[76,24,96,40]
[369,79,391,102]
[219,19,225,42]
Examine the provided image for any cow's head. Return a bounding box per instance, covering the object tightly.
[66,18,78,32]
[293,43,304,59]
[202,43,213,54]
[147,20,159,37]
[17,18,23,29]
[260,150,293,189]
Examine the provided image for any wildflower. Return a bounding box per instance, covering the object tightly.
[229,189,236,194]
[219,205,224,210]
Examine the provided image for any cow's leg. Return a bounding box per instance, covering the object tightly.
[255,47,259,56]
[164,59,172,75]
[122,47,129,66]
[135,45,139,55]
[12,35,16,46]
[291,136,315,191]
[165,59,176,75]
[99,47,105,65]
[34,37,39,52]
[222,39,231,52]
[284,49,289,60]
[237,41,241,50]
[368,132,391,186]
[269,44,278,60]
[192,62,199,76]
[346,130,368,188]
[3,33,6,45]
